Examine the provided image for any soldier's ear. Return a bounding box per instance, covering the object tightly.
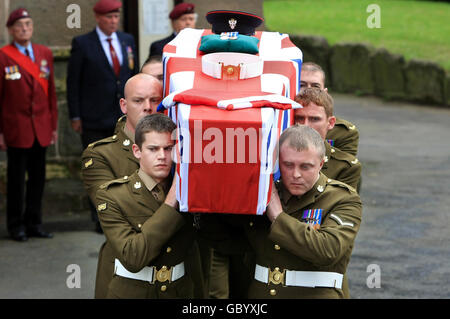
[327,116,336,131]
[132,143,141,159]
[319,157,325,170]
[119,98,127,114]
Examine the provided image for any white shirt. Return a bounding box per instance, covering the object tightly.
[96,26,123,67]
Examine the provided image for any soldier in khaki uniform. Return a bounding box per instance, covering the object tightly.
[96,114,197,298]
[326,117,359,157]
[300,62,359,156]
[81,73,163,298]
[245,125,362,298]
[294,88,361,190]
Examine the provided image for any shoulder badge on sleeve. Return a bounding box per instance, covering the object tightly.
[330,213,354,227]
[84,158,93,168]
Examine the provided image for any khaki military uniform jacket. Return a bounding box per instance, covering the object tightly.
[322,141,361,191]
[81,116,139,298]
[96,171,197,299]
[81,116,138,204]
[326,117,359,156]
[245,172,362,299]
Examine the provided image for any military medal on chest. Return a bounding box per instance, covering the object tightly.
[301,209,323,230]
[4,65,21,80]
[127,46,134,70]
[39,59,50,79]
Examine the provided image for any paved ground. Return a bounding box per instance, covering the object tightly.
[0,93,449,299]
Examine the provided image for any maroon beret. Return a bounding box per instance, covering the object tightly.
[169,3,195,20]
[6,8,31,27]
[93,0,122,14]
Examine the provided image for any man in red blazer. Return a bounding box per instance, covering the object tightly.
[0,8,57,241]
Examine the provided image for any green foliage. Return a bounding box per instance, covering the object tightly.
[263,0,450,71]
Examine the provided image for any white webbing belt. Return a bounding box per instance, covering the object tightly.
[255,264,343,289]
[114,258,185,283]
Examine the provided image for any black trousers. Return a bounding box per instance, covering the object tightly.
[6,140,47,233]
[81,128,115,223]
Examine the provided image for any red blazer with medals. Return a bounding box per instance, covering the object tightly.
[0,43,57,148]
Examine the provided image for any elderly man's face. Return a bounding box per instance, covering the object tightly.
[8,18,33,45]
[96,12,120,36]
[172,13,196,33]
[279,142,324,196]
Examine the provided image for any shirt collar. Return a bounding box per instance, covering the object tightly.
[14,41,32,54]
[137,169,171,194]
[96,26,118,42]
[138,168,158,192]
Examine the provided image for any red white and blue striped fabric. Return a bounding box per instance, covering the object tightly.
[160,88,302,111]
[162,28,303,215]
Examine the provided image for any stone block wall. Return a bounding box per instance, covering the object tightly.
[290,34,449,107]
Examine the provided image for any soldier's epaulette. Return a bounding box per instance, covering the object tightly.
[327,178,357,193]
[330,147,360,166]
[336,119,358,132]
[99,176,130,190]
[87,134,119,148]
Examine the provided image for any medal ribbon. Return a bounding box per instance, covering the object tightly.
[1,44,48,96]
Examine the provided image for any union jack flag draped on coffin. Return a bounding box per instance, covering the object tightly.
[160,28,303,215]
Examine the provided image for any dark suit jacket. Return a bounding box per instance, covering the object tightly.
[0,43,57,148]
[148,33,176,58]
[67,29,138,131]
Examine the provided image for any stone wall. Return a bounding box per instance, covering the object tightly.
[1,0,101,48]
[290,35,449,107]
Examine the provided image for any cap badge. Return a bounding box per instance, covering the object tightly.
[228,18,237,30]
[23,11,29,16]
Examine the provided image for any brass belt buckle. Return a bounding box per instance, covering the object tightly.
[268,267,286,285]
[153,266,172,284]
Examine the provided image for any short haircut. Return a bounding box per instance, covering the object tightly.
[279,124,325,160]
[141,55,162,72]
[294,87,334,118]
[302,62,326,82]
[135,113,176,148]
